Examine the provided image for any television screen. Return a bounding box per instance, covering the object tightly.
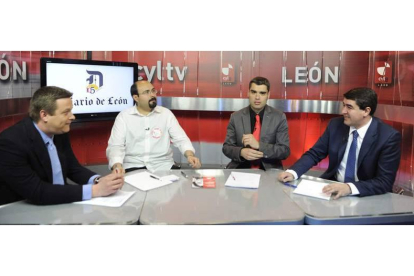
[40,57,138,121]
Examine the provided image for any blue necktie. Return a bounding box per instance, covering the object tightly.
[46,141,65,185]
[344,130,359,183]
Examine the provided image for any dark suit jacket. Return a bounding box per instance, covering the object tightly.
[0,117,96,205]
[290,116,402,197]
[222,105,290,170]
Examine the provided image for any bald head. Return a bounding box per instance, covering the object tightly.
[130,80,154,97]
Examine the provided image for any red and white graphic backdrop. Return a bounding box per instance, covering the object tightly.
[1,51,413,193]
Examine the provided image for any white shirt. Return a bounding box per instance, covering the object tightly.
[287,117,373,195]
[335,117,372,195]
[106,105,195,172]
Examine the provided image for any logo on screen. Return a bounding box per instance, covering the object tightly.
[374,61,393,87]
[86,70,104,94]
[222,63,235,86]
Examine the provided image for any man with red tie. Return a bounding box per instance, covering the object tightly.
[222,76,290,170]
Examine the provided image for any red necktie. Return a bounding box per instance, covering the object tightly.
[251,114,261,169]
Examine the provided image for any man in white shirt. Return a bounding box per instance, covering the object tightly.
[106,80,201,173]
[277,87,401,199]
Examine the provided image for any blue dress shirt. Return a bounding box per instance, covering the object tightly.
[33,123,98,200]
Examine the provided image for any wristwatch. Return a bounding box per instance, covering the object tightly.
[93,176,101,184]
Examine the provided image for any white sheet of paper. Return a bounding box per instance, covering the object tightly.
[225,172,261,189]
[293,179,331,200]
[124,171,178,191]
[73,190,135,207]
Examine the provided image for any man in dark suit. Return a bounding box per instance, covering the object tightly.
[0,86,124,205]
[222,76,290,170]
[278,87,401,199]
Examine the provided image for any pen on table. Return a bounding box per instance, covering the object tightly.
[181,171,188,178]
[150,175,161,181]
[282,182,297,189]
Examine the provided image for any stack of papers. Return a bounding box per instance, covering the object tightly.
[225,172,261,189]
[292,179,331,200]
[74,190,135,207]
[124,171,179,191]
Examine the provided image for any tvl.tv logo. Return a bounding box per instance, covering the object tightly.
[138,61,187,82]
[86,70,103,94]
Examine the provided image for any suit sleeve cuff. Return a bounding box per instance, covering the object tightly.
[88,174,100,184]
[347,183,360,195]
[82,184,93,200]
[239,148,246,161]
[285,169,298,180]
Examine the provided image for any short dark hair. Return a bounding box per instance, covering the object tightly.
[131,82,138,98]
[249,76,270,92]
[29,86,73,122]
[131,82,140,105]
[343,87,378,116]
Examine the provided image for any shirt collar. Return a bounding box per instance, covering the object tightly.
[249,105,266,117]
[33,122,54,145]
[349,117,372,140]
[130,105,162,116]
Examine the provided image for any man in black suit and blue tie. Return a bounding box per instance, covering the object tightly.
[0,86,124,205]
[278,87,401,199]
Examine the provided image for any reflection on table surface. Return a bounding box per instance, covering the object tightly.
[139,169,305,225]
[267,169,414,224]
[2,167,414,225]
[0,183,146,225]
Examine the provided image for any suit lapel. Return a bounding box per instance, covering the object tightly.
[337,123,350,166]
[25,118,53,183]
[357,118,378,168]
[241,107,251,134]
[261,105,271,137]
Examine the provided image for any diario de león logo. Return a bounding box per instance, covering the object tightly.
[375,61,393,87]
[86,70,103,94]
[221,63,235,86]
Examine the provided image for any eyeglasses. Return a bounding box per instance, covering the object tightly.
[139,88,158,96]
